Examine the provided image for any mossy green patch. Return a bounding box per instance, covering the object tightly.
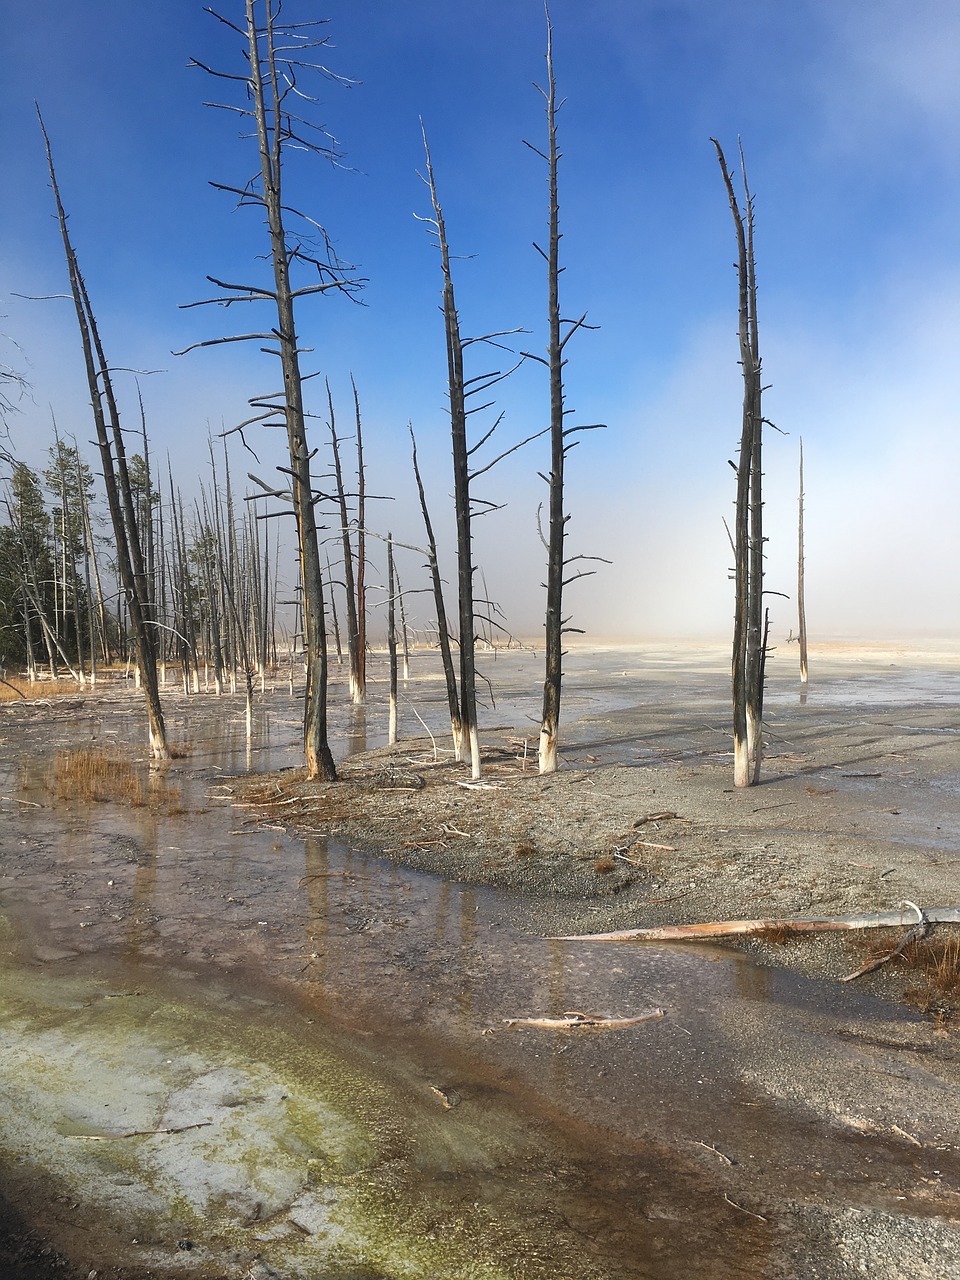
[0,953,540,1277]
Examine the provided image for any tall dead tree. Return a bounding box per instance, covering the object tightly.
[525,8,603,774]
[797,438,808,684]
[713,137,766,787]
[326,380,362,702]
[180,1,361,779]
[409,424,462,758]
[419,132,481,777]
[351,373,367,702]
[38,110,169,758]
[386,533,398,746]
[419,129,536,779]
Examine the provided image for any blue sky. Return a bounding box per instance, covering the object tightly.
[2,1,960,642]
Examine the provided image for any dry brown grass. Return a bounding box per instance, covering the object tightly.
[753,923,794,945]
[855,930,960,1017]
[0,666,140,702]
[52,747,146,805]
[0,675,87,702]
[900,934,960,1015]
[48,746,182,811]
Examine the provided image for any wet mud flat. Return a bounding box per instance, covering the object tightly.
[0,645,959,1278]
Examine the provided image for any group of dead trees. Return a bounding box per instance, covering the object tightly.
[0,428,285,721]
[413,7,603,780]
[178,0,600,781]
[17,2,803,789]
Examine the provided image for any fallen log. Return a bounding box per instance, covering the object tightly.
[503,1008,665,1030]
[549,905,960,944]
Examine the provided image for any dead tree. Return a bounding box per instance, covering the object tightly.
[419,128,537,779]
[713,137,766,787]
[386,534,398,745]
[351,373,367,701]
[409,423,462,758]
[524,8,604,774]
[324,552,344,664]
[395,559,411,682]
[38,110,169,758]
[798,438,808,684]
[326,380,362,702]
[179,1,362,779]
[419,132,480,777]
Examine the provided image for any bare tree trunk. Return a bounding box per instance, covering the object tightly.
[528,12,600,773]
[325,553,344,665]
[39,111,169,757]
[395,562,411,682]
[713,137,765,788]
[217,552,255,742]
[798,438,808,684]
[182,1,358,778]
[245,0,335,777]
[539,34,565,774]
[326,381,361,700]
[410,424,463,759]
[21,585,37,682]
[387,534,398,746]
[352,374,367,703]
[76,446,108,671]
[421,133,482,778]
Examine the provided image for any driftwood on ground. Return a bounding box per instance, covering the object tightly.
[503,1008,665,1030]
[550,905,960,944]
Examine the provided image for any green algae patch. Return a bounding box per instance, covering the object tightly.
[0,956,540,1278]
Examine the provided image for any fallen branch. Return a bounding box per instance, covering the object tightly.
[70,1121,212,1141]
[549,905,960,944]
[723,1194,767,1222]
[634,811,681,826]
[842,902,929,982]
[693,1140,735,1166]
[503,1008,665,1030]
[891,1124,922,1147]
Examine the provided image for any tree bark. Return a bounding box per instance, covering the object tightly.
[713,138,765,788]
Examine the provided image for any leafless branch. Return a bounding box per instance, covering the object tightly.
[470,426,550,483]
[172,333,276,356]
